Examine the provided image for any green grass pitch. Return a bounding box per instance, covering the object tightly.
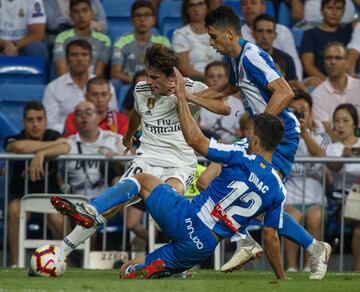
[0,269,359,292]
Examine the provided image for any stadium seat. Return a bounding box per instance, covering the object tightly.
[0,56,46,84]
[0,84,45,131]
[102,0,135,18]
[292,27,305,51]
[0,112,18,148]
[224,0,241,15]
[265,0,275,17]
[160,18,183,38]
[157,1,182,31]
[18,194,91,268]
[107,21,135,43]
[117,84,131,111]
[278,2,294,28]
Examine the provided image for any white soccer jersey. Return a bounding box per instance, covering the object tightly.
[285,122,331,205]
[0,0,46,41]
[133,79,208,168]
[66,130,124,198]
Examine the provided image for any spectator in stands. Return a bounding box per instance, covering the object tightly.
[285,90,331,272]
[240,0,303,80]
[111,1,170,84]
[311,42,360,141]
[60,100,125,198]
[252,14,298,82]
[53,0,111,76]
[4,101,69,267]
[347,22,360,75]
[300,0,356,85]
[64,77,128,137]
[0,0,48,60]
[288,0,360,26]
[43,39,118,134]
[326,103,360,271]
[199,61,244,143]
[172,0,222,80]
[44,0,107,47]
[122,70,147,116]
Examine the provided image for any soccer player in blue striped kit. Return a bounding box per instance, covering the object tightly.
[195,5,331,278]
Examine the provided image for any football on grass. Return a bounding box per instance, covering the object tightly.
[30,244,67,277]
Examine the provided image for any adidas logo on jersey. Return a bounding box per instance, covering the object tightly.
[145,110,152,115]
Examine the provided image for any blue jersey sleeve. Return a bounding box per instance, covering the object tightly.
[242,48,282,89]
[262,190,285,229]
[206,138,254,166]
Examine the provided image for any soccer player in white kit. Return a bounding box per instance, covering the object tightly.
[52,44,231,257]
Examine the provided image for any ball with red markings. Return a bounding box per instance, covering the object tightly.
[30,244,67,277]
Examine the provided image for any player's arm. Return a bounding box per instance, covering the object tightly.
[196,162,221,192]
[265,78,295,116]
[263,227,286,279]
[187,94,231,115]
[174,68,210,156]
[194,82,238,100]
[122,108,141,154]
[14,23,45,49]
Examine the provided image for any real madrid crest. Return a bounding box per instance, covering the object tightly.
[147,97,155,110]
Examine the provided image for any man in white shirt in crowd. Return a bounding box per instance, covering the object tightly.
[240,0,303,80]
[0,0,48,60]
[43,39,117,134]
[311,42,360,141]
[199,61,244,143]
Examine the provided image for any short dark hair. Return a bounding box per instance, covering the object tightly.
[86,77,110,93]
[253,113,284,152]
[145,44,179,76]
[324,41,348,57]
[181,0,209,24]
[131,0,156,17]
[333,103,359,127]
[321,0,345,9]
[23,101,46,119]
[253,14,276,31]
[205,5,241,35]
[204,61,230,77]
[293,90,313,109]
[65,39,92,58]
[70,0,92,11]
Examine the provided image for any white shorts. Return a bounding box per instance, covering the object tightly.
[122,158,195,192]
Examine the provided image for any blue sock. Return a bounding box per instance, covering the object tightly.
[90,178,140,214]
[278,212,313,249]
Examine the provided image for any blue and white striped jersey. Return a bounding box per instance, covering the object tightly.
[191,138,286,239]
[228,39,300,134]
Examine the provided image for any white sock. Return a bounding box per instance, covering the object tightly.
[235,232,255,249]
[306,239,318,255]
[60,225,97,256]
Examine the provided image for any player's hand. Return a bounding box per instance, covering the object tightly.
[29,152,45,182]
[173,67,187,100]
[4,41,18,56]
[122,135,133,155]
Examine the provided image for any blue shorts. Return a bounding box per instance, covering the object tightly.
[144,184,219,274]
[272,132,299,181]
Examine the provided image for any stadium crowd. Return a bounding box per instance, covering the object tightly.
[0,0,360,273]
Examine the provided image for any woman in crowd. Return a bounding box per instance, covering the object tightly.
[326,103,360,271]
[172,0,222,80]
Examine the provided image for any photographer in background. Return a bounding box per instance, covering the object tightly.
[326,103,360,271]
[284,90,331,272]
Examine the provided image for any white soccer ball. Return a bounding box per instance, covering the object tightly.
[30,244,67,277]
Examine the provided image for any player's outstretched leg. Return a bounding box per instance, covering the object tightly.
[220,232,263,273]
[51,177,141,228]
